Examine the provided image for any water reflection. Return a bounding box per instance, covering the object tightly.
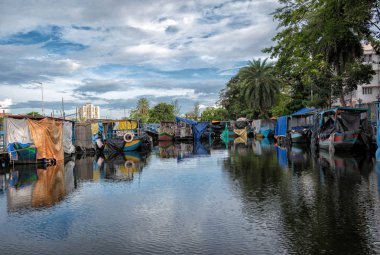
[0,140,380,254]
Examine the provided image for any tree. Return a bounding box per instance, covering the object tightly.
[147,103,175,123]
[26,111,42,117]
[200,107,228,121]
[266,0,377,106]
[238,58,281,118]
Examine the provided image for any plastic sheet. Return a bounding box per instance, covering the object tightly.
[6,118,33,144]
[63,121,75,154]
[28,118,64,160]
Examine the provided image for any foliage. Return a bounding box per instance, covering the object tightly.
[147,103,176,123]
[238,58,281,118]
[130,98,150,123]
[26,111,42,117]
[200,107,228,121]
[265,0,377,106]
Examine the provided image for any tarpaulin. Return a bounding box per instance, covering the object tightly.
[91,123,99,135]
[175,117,208,140]
[6,118,33,144]
[291,108,316,116]
[63,121,75,154]
[7,142,36,161]
[74,122,94,150]
[194,141,210,155]
[252,120,261,132]
[276,146,288,170]
[27,118,64,160]
[193,122,209,141]
[175,116,197,125]
[119,120,138,130]
[233,128,247,140]
[275,116,288,136]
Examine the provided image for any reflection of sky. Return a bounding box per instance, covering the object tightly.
[0,144,380,254]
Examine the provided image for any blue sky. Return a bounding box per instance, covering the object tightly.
[0,0,279,118]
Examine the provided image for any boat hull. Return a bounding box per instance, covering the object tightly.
[124,139,142,151]
[290,132,309,143]
[158,132,174,141]
[319,133,359,151]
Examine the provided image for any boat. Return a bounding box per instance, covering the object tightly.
[314,107,372,152]
[233,117,250,139]
[252,119,276,138]
[158,121,176,141]
[175,117,209,141]
[104,120,152,152]
[288,108,316,143]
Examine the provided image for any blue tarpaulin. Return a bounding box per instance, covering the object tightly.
[291,108,316,116]
[175,116,208,140]
[276,146,288,170]
[275,116,288,136]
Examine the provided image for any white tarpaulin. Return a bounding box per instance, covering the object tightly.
[63,121,75,154]
[6,118,33,144]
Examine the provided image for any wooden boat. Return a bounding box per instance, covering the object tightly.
[315,107,372,152]
[289,108,316,143]
[103,120,152,152]
[158,121,176,141]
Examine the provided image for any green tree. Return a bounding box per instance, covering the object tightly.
[26,111,42,117]
[147,103,175,123]
[200,107,228,121]
[266,0,377,106]
[238,58,281,118]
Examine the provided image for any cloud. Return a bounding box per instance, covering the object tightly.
[0,0,279,117]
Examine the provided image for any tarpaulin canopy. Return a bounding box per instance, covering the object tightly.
[28,118,64,161]
[63,121,75,154]
[6,118,33,144]
[275,116,288,136]
[175,116,208,140]
[291,108,316,116]
[175,116,197,125]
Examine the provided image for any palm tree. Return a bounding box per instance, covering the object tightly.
[136,98,150,122]
[239,58,281,117]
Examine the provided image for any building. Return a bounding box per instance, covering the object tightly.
[336,44,380,121]
[78,103,100,120]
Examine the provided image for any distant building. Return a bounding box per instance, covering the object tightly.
[335,44,380,121]
[78,103,100,120]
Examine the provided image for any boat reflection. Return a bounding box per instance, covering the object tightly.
[6,160,75,212]
[104,151,148,181]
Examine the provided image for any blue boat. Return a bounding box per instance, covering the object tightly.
[289,108,317,143]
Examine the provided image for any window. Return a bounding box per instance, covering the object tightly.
[363,87,372,94]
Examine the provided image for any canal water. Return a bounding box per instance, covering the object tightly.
[0,139,380,255]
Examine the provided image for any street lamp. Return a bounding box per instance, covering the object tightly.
[35,82,44,116]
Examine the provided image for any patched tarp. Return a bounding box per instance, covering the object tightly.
[175,117,208,140]
[28,118,64,160]
[275,116,288,136]
[7,143,36,161]
[63,121,75,154]
[74,122,94,150]
[6,118,33,144]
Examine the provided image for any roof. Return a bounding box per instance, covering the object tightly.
[291,108,316,116]
[319,107,369,114]
[4,114,74,122]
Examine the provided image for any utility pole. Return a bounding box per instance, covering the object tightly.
[62,97,65,119]
[35,82,44,116]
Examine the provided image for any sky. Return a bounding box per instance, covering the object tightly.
[0,0,279,118]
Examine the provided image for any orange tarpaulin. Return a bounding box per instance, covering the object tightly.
[27,118,64,160]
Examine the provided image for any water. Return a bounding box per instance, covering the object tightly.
[1,139,380,255]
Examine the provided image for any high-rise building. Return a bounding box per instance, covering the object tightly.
[78,103,100,120]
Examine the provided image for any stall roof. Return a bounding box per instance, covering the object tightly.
[3,114,74,122]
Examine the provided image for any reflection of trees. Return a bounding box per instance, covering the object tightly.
[224,147,379,254]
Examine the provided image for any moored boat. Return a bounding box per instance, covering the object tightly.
[289,108,316,143]
[158,121,176,141]
[252,119,276,138]
[314,107,372,152]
